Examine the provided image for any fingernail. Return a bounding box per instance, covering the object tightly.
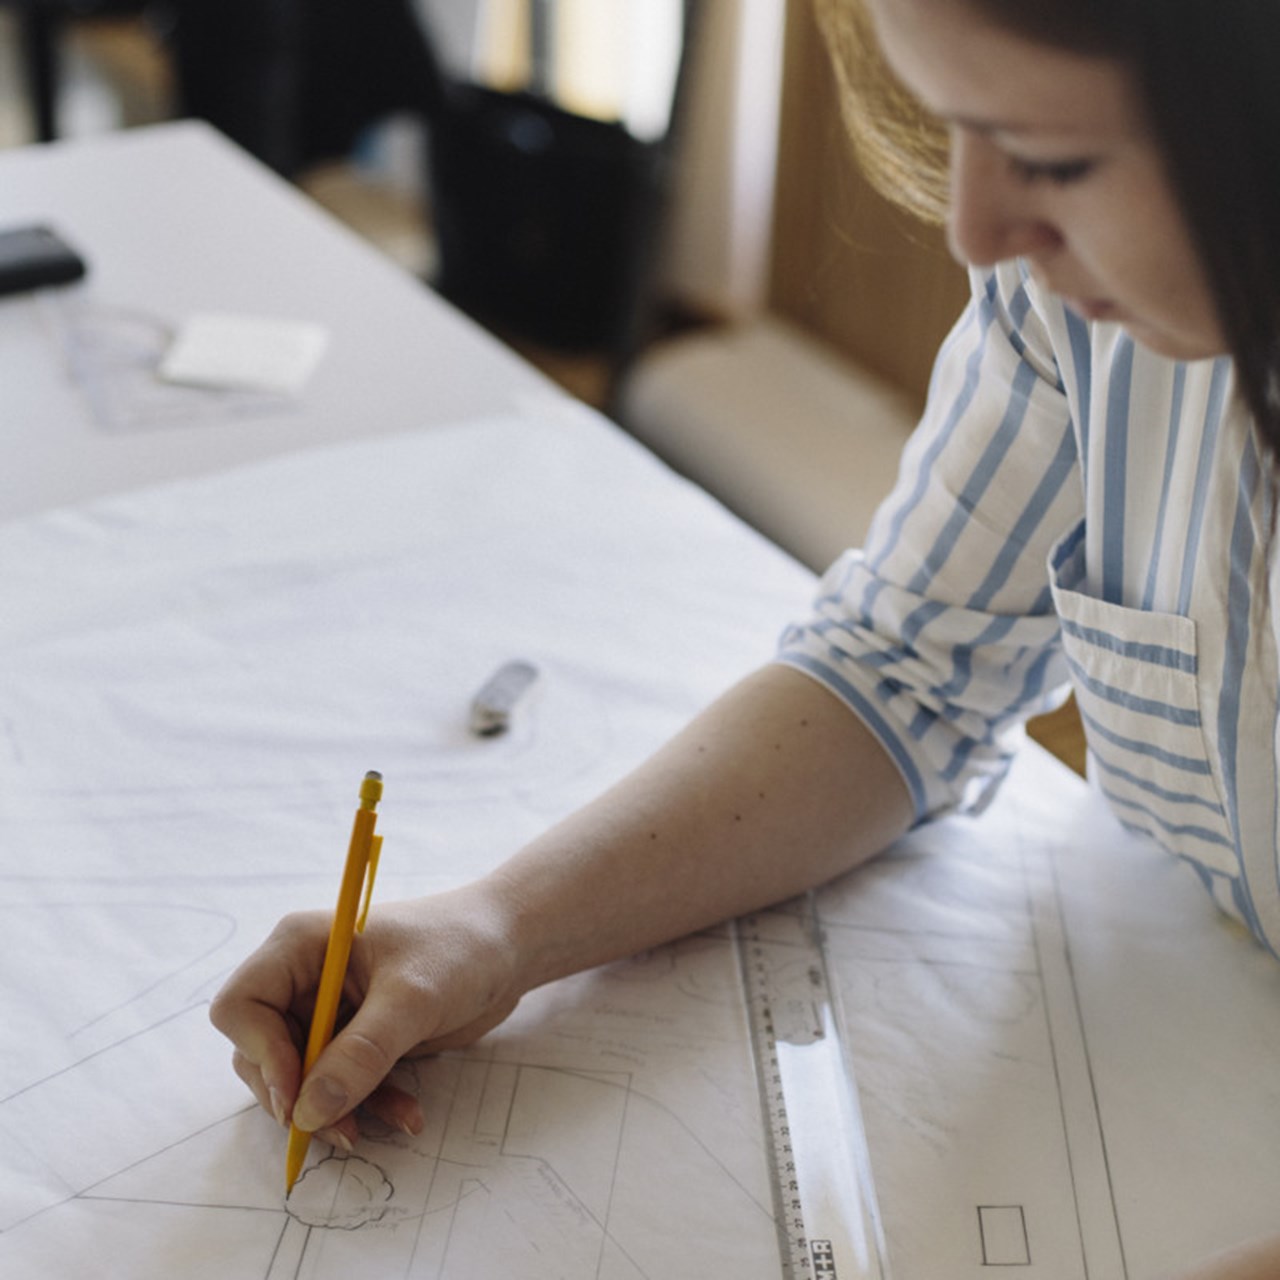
[268,1086,288,1128]
[398,1115,421,1138]
[294,1077,349,1132]
[317,1127,354,1155]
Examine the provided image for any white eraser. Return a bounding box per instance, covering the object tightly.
[158,312,329,394]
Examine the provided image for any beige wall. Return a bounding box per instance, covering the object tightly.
[768,0,969,407]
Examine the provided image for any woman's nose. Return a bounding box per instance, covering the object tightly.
[946,130,1062,268]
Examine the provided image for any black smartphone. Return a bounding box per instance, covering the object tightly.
[0,223,87,296]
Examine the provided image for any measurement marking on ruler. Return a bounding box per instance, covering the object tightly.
[736,897,890,1280]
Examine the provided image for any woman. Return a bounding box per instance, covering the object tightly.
[212,2,1280,1274]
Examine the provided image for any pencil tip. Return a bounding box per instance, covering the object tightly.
[285,1126,308,1195]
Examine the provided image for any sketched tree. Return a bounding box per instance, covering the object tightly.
[286,1155,394,1229]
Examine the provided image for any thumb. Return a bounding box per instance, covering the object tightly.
[291,997,418,1133]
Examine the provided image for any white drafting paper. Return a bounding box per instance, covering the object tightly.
[819,747,1280,1279]
[0,406,810,1278]
[1,407,1279,1277]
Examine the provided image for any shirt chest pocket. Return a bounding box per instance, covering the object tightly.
[1047,526,1239,884]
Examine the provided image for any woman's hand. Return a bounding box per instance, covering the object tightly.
[209,878,523,1152]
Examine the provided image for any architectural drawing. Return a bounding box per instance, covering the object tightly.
[1,887,786,1278]
[815,784,1122,1279]
[7,728,1280,1279]
[5,419,1280,1277]
[7,750,1277,1279]
[815,753,1280,1279]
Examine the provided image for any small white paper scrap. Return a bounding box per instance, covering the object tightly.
[158,312,329,394]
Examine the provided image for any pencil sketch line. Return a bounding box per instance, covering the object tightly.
[265,1213,292,1279]
[0,1129,77,1234]
[1,1002,207,1106]
[436,1059,526,1277]
[820,914,1040,964]
[523,1063,773,1221]
[438,1177,485,1275]
[396,1056,665,1278]
[819,916,1029,947]
[403,1058,464,1279]
[490,1154,657,1280]
[326,1157,346,1222]
[457,1038,777,1225]
[596,1073,644,1280]
[67,904,238,1036]
[77,1194,285,1215]
[0,1103,257,1236]
[76,1104,257,1199]
[492,1058,516,1152]
[1020,844,1093,1278]
[476,1056,772,1222]
[294,1221,315,1280]
[1040,829,1131,1280]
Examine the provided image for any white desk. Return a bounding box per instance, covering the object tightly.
[0,120,558,521]
[1,126,1279,1280]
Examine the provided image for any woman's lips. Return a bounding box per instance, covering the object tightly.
[1064,295,1121,322]
[1030,267,1121,323]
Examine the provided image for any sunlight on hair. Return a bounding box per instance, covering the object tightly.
[813,0,951,224]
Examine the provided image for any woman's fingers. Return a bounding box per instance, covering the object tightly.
[289,976,436,1133]
[210,911,329,1120]
[361,1080,425,1137]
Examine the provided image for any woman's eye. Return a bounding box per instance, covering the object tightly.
[1007,156,1096,186]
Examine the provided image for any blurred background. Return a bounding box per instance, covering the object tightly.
[0,0,1082,770]
[0,1,964,405]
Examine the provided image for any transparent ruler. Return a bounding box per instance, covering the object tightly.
[736,896,890,1280]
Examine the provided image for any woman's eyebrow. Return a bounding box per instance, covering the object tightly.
[942,110,1106,141]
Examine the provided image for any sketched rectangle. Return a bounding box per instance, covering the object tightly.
[978,1204,1030,1266]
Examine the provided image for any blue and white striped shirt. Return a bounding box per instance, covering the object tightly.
[778,261,1280,951]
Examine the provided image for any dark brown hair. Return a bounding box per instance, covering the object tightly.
[816,0,1280,446]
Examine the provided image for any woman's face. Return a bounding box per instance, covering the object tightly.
[865,0,1226,360]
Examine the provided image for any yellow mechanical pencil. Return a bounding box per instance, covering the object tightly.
[285,770,384,1193]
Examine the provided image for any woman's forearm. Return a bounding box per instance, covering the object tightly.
[211,663,914,1146]
[489,663,915,991]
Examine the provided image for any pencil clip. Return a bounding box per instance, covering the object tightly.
[356,834,383,933]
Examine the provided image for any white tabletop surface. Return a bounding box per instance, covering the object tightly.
[0,121,561,521]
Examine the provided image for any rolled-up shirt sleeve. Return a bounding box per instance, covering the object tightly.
[777,264,1085,822]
